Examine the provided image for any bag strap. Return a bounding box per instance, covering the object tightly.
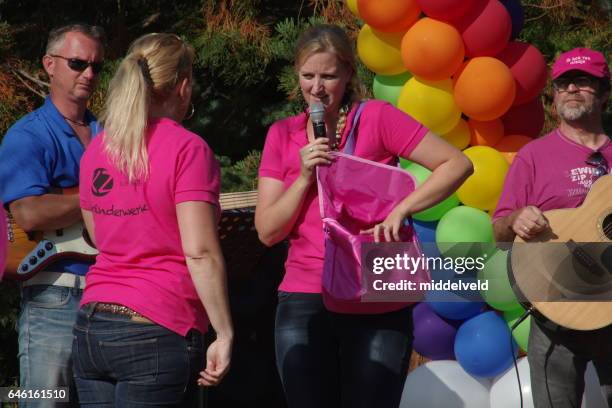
[342,102,366,156]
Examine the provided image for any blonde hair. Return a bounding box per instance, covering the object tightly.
[294,24,365,105]
[100,33,194,183]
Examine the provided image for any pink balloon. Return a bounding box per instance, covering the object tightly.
[453,0,512,57]
[501,96,545,137]
[0,204,7,281]
[416,0,478,21]
[497,41,547,106]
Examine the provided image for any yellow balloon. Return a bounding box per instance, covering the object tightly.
[357,25,406,76]
[441,119,470,150]
[397,77,461,135]
[457,146,509,211]
[346,0,360,17]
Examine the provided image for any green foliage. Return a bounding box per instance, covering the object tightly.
[0,21,14,58]
[194,31,271,88]
[218,150,261,192]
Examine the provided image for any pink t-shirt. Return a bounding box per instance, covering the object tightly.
[79,118,220,336]
[259,100,428,293]
[493,129,611,221]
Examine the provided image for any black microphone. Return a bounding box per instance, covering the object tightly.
[310,102,326,139]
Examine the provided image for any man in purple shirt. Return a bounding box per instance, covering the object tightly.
[493,48,611,408]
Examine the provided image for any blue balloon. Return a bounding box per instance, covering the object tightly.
[454,311,519,378]
[500,0,525,39]
[426,296,484,320]
[425,264,485,319]
[414,220,437,243]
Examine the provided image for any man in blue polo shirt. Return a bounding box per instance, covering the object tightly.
[0,24,105,407]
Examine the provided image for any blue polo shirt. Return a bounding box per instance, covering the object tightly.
[0,96,100,276]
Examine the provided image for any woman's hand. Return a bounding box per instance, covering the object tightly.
[198,337,232,387]
[299,137,332,182]
[362,204,410,243]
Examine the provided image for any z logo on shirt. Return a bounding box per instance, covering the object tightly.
[92,168,114,197]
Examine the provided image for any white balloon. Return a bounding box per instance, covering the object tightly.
[401,360,491,408]
[490,357,534,408]
[582,362,607,408]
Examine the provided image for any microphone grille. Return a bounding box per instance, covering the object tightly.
[310,102,325,123]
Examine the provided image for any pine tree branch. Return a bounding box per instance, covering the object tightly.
[10,68,48,99]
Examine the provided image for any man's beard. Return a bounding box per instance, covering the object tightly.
[556,100,594,121]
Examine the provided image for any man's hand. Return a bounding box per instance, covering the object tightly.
[510,206,549,240]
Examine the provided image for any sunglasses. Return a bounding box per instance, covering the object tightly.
[586,151,609,179]
[49,54,103,74]
[552,76,596,91]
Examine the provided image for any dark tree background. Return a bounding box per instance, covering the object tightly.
[0,0,610,392]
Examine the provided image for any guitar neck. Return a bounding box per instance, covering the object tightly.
[219,190,258,211]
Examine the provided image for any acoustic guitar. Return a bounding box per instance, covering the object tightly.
[509,175,612,330]
[4,190,259,281]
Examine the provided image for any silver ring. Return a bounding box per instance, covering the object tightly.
[523,226,529,232]
[309,147,314,153]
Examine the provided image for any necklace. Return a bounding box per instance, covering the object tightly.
[61,115,88,127]
[331,104,349,150]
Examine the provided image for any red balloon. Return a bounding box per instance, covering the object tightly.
[416,0,478,21]
[501,96,545,137]
[497,41,547,106]
[453,0,511,57]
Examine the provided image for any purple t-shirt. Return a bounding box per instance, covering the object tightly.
[80,118,220,336]
[259,100,428,293]
[493,129,612,221]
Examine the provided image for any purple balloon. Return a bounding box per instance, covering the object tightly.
[413,302,460,360]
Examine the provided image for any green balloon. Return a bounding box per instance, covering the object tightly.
[478,249,522,311]
[504,307,531,352]
[399,158,415,171]
[436,206,495,259]
[414,194,460,222]
[373,72,412,106]
[401,162,460,221]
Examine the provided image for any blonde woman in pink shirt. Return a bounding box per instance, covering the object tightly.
[74,33,233,406]
[256,25,472,408]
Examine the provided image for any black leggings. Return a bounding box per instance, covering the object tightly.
[275,292,413,408]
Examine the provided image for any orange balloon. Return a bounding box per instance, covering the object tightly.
[494,134,533,164]
[454,57,516,121]
[468,118,504,147]
[401,17,465,80]
[358,0,421,33]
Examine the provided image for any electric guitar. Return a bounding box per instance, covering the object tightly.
[509,175,612,330]
[4,190,259,281]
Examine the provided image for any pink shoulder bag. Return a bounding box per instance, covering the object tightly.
[316,102,428,314]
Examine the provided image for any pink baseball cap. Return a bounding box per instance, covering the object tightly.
[551,47,610,80]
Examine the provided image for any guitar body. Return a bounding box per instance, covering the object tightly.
[4,190,260,281]
[510,175,612,330]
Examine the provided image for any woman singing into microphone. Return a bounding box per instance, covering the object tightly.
[255,24,472,408]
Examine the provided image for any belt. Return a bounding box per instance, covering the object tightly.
[93,302,153,324]
[22,271,86,290]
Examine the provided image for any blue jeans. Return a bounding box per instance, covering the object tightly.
[18,283,83,407]
[275,292,413,408]
[528,319,612,408]
[72,303,204,407]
